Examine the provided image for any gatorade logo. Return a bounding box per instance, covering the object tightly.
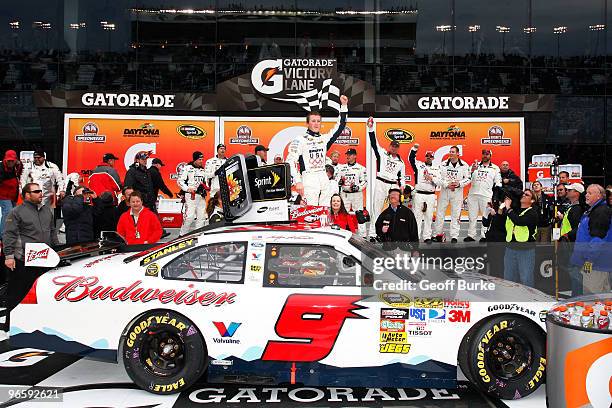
[564,337,612,408]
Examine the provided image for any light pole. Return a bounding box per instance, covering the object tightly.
[589,24,605,56]
[496,26,510,56]
[101,21,116,52]
[553,26,567,59]
[9,21,19,49]
[468,25,480,55]
[435,25,453,54]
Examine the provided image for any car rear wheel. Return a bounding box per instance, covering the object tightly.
[460,315,546,400]
[121,310,207,395]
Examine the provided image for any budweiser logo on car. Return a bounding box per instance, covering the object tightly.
[26,248,49,263]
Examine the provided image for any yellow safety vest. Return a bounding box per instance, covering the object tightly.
[560,204,578,236]
[505,207,536,242]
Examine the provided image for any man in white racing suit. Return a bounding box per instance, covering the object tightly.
[286,95,349,206]
[204,144,227,198]
[178,151,208,235]
[465,149,501,242]
[409,144,439,243]
[367,117,406,239]
[20,150,65,207]
[433,146,471,243]
[336,148,367,236]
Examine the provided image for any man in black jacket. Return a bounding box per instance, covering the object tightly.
[559,183,587,296]
[499,161,523,200]
[149,158,173,200]
[61,185,95,245]
[124,152,156,211]
[375,188,419,251]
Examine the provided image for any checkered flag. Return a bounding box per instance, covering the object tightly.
[278,78,341,112]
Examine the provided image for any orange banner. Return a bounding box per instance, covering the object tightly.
[64,114,218,193]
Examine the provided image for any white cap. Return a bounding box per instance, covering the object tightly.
[566,183,585,194]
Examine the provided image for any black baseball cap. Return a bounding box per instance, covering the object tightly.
[33,149,45,158]
[346,148,357,155]
[390,141,400,147]
[217,144,226,150]
[103,153,119,161]
[193,151,204,161]
[152,158,164,166]
[388,188,402,195]
[255,144,269,153]
[135,152,149,160]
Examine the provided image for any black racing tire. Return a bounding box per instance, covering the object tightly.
[457,322,480,384]
[120,310,207,395]
[462,314,546,400]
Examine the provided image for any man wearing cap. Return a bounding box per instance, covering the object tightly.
[149,158,173,200]
[89,153,122,197]
[433,145,471,243]
[559,183,586,296]
[254,144,269,166]
[367,116,406,240]
[0,150,22,240]
[20,150,65,207]
[124,152,156,211]
[375,188,419,251]
[465,149,501,242]
[409,144,440,243]
[286,95,349,206]
[178,151,208,235]
[204,144,227,198]
[273,154,284,165]
[336,148,367,235]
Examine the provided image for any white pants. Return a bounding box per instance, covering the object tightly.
[180,194,207,235]
[434,188,463,239]
[368,179,395,237]
[467,194,490,239]
[342,191,366,236]
[302,171,330,206]
[413,192,436,240]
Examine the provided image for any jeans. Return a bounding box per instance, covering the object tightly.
[569,265,583,297]
[0,199,14,240]
[504,247,535,287]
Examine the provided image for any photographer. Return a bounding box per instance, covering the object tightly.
[531,181,554,242]
[61,185,95,245]
[503,189,539,286]
[482,199,507,277]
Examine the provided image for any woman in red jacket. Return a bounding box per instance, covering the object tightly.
[116,190,162,244]
[329,194,358,233]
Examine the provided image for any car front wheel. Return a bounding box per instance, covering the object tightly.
[120,310,207,395]
[460,314,546,400]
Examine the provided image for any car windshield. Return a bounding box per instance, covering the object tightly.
[349,236,418,283]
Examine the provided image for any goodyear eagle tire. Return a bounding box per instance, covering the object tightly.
[463,315,546,400]
[121,310,206,395]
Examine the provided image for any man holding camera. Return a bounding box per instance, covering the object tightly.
[61,185,96,245]
[178,151,208,235]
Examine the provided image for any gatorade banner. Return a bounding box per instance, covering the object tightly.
[63,114,219,192]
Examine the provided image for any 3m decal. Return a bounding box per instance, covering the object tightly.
[448,309,471,323]
[262,294,365,362]
[140,239,195,266]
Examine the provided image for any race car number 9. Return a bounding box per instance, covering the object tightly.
[262,294,364,362]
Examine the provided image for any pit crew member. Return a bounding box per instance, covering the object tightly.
[409,144,439,243]
[178,151,208,235]
[465,149,501,242]
[20,150,65,207]
[336,148,367,236]
[204,144,227,198]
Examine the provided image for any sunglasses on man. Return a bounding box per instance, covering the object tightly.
[27,189,43,194]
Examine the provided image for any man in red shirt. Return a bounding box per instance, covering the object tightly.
[116,190,162,245]
[0,150,22,240]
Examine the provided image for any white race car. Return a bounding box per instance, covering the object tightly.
[9,224,554,399]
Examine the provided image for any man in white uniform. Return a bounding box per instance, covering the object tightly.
[204,144,227,198]
[336,148,367,236]
[178,151,208,235]
[465,149,501,242]
[286,95,349,205]
[367,117,406,240]
[20,150,65,207]
[433,146,471,243]
[409,144,439,243]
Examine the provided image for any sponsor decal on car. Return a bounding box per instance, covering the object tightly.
[413,297,444,309]
[379,292,411,308]
[141,238,195,265]
[250,265,262,272]
[444,300,470,309]
[428,308,446,322]
[152,378,185,393]
[487,304,536,317]
[125,314,190,347]
[83,254,120,268]
[26,248,49,263]
[380,308,408,319]
[250,241,265,248]
[210,359,233,366]
[448,309,471,323]
[52,275,236,307]
[145,263,160,277]
[213,322,242,344]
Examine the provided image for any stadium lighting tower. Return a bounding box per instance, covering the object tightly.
[468,25,480,54]
[553,26,567,58]
[496,26,510,55]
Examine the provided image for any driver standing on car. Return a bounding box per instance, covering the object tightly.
[3,182,59,310]
[286,95,349,205]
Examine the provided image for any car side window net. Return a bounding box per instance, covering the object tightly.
[163,242,246,283]
[264,244,357,288]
